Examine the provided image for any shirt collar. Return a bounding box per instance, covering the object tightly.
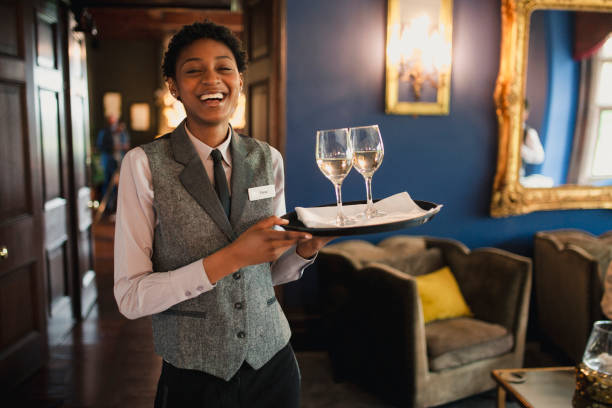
[184,123,232,167]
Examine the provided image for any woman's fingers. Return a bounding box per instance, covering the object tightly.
[252,215,289,230]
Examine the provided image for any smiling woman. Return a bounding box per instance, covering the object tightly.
[112,20,334,408]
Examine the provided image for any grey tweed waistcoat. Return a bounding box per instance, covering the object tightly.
[141,122,291,381]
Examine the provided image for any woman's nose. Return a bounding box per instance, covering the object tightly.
[201,69,219,84]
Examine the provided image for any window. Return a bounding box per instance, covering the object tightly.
[571,35,612,185]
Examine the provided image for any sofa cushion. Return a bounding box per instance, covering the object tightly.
[415,266,472,323]
[425,317,514,371]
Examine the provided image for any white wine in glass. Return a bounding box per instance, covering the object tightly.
[350,125,384,218]
[316,128,355,226]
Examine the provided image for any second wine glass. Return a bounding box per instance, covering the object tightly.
[316,128,355,226]
[350,125,385,218]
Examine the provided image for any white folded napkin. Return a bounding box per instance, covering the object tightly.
[295,192,442,228]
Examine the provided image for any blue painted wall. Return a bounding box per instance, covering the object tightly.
[283,0,612,307]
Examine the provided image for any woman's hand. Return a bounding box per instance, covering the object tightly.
[203,216,311,283]
[296,236,337,259]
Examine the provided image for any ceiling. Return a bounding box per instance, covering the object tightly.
[72,1,242,40]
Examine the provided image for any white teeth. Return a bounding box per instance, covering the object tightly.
[200,93,224,101]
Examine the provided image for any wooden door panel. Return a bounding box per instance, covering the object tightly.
[0,2,18,57]
[0,82,30,221]
[34,3,74,344]
[0,264,37,350]
[35,15,57,69]
[0,0,47,387]
[249,80,269,142]
[68,17,95,318]
[244,0,285,153]
[0,262,44,383]
[47,244,67,304]
[39,89,62,201]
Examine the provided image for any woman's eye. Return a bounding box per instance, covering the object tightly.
[218,67,232,71]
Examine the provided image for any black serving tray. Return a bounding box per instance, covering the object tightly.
[280,199,440,236]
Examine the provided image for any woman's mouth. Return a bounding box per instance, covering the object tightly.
[200,92,225,106]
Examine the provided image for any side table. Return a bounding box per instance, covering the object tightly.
[491,367,575,408]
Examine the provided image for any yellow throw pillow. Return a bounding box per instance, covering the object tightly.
[415,266,472,323]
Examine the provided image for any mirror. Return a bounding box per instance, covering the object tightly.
[385,0,453,115]
[491,0,612,217]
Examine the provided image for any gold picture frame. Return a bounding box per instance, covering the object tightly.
[385,0,453,115]
[490,0,612,217]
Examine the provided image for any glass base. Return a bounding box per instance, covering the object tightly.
[354,208,386,220]
[336,214,357,226]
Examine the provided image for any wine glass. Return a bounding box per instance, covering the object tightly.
[316,128,355,226]
[349,125,384,218]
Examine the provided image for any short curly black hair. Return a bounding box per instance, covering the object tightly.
[162,21,247,79]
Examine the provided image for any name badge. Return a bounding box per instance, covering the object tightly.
[248,184,275,201]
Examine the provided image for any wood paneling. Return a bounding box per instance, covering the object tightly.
[249,80,269,142]
[39,90,62,201]
[47,244,67,304]
[36,17,56,69]
[243,0,285,154]
[0,0,48,388]
[68,19,96,318]
[0,82,29,221]
[248,3,269,60]
[0,265,36,350]
[0,2,18,57]
[88,8,242,40]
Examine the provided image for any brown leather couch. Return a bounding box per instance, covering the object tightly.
[317,236,532,408]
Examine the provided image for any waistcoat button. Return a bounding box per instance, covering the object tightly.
[234,302,243,310]
[185,291,191,297]
[233,272,241,280]
[237,331,246,339]
[196,286,204,291]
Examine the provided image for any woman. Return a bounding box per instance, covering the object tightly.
[114,21,332,407]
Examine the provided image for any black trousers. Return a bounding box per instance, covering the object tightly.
[154,343,300,408]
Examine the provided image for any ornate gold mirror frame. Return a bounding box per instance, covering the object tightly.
[491,0,612,217]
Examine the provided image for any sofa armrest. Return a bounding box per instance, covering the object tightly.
[354,263,427,406]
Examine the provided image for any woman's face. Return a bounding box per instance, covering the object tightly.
[168,38,243,127]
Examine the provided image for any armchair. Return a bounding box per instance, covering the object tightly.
[318,236,532,408]
[534,229,612,363]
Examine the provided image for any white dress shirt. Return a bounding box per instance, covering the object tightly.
[114,125,313,320]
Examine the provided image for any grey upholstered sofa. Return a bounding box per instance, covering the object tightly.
[317,236,532,408]
[534,229,612,363]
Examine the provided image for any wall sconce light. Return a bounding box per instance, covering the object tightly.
[385,0,453,115]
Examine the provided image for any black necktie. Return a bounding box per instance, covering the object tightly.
[210,149,231,218]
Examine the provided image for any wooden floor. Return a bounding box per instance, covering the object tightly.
[13,220,162,408]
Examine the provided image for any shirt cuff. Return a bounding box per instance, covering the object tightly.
[271,246,317,285]
[168,258,216,300]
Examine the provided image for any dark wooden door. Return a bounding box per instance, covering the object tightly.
[0,0,48,388]
[33,1,76,344]
[243,0,286,154]
[66,12,96,319]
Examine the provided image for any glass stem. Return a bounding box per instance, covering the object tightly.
[365,176,374,216]
[334,183,344,225]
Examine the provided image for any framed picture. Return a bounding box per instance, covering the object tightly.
[385,0,453,115]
